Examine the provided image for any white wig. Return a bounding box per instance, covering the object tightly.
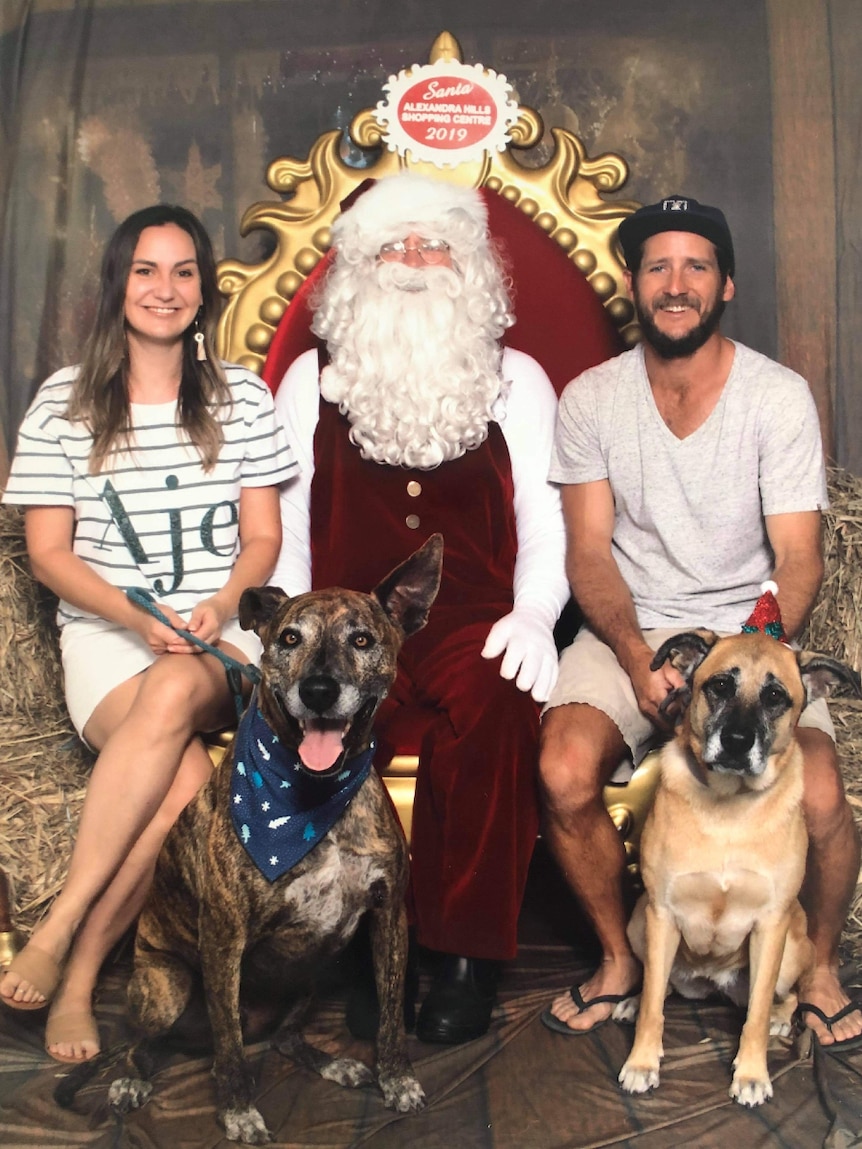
[312,174,514,470]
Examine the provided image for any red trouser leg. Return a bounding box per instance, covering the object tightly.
[382,614,540,962]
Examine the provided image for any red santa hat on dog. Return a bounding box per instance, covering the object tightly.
[330,172,489,259]
[741,580,787,643]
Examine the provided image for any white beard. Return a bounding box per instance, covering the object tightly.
[316,261,508,469]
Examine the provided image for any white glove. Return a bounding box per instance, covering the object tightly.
[481,606,559,703]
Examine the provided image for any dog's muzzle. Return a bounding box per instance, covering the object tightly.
[705,719,766,776]
[274,678,379,774]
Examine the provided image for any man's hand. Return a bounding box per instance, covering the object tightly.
[625,646,686,731]
[481,607,559,703]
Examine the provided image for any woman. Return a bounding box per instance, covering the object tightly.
[0,205,297,1063]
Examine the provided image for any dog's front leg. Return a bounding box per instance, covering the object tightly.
[370,898,425,1113]
[730,916,790,1107]
[198,909,271,1146]
[619,903,680,1095]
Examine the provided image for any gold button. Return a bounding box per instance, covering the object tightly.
[407,480,422,497]
[405,514,420,530]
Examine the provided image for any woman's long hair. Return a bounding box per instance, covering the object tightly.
[67,204,231,473]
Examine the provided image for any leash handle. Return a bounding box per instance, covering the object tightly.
[125,587,260,721]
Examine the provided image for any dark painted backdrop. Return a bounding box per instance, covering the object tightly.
[1,1,856,472]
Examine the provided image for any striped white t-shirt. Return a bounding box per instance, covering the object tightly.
[3,364,298,626]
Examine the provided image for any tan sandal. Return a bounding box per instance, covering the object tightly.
[0,941,61,1011]
[45,1008,101,1063]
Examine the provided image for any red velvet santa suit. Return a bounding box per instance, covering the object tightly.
[310,396,538,960]
[268,179,624,965]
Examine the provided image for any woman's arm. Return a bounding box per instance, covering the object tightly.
[187,485,282,644]
[24,505,192,654]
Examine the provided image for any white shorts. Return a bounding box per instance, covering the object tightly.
[544,626,835,780]
[60,616,262,739]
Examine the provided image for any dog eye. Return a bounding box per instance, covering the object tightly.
[352,632,374,649]
[761,684,789,709]
[707,674,735,699]
[279,628,301,647]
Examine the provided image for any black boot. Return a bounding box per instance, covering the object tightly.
[415,954,500,1044]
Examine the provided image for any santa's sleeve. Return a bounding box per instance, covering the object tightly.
[499,348,570,628]
[269,349,320,595]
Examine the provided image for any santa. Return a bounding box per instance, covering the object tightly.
[270,172,608,1044]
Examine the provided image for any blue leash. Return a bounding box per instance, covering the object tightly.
[125,587,260,721]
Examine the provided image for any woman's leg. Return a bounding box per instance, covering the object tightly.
[0,646,240,1008]
[46,736,214,1060]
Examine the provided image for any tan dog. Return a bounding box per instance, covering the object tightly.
[618,630,861,1108]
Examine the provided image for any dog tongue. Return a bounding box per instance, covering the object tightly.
[299,722,345,772]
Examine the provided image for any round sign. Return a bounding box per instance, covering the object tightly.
[396,75,498,151]
[375,60,517,168]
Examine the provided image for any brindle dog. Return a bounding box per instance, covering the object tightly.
[56,534,443,1145]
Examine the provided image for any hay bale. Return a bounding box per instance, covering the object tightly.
[0,719,91,932]
[801,467,862,964]
[0,504,65,721]
[801,466,862,673]
[0,503,91,933]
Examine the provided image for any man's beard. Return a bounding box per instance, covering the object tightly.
[634,287,726,360]
[315,260,506,469]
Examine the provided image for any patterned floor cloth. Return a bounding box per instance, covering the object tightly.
[1,849,860,1149]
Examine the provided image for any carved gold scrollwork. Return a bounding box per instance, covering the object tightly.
[217,32,640,373]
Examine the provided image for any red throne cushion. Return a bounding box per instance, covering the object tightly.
[260,186,622,398]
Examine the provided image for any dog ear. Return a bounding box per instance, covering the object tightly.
[373,533,444,637]
[797,651,862,704]
[650,630,721,682]
[239,585,290,634]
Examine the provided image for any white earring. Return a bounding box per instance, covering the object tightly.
[194,330,207,362]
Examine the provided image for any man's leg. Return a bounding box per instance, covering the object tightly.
[539,702,642,1032]
[797,726,862,1047]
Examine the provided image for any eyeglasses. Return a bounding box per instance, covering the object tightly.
[377,238,451,264]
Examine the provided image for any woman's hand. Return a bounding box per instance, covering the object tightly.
[184,595,231,647]
[127,598,200,655]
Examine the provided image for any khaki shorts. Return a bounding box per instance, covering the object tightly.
[543,626,835,780]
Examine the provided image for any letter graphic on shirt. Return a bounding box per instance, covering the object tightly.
[100,479,148,563]
[200,500,239,556]
[100,475,185,595]
[153,475,184,595]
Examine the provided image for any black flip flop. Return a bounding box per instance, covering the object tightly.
[540,982,641,1037]
[797,999,862,1054]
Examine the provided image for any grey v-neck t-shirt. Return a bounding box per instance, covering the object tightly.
[549,341,828,632]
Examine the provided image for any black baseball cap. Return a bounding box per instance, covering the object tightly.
[618,195,735,278]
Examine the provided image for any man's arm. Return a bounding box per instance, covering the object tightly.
[481,350,568,702]
[563,481,683,725]
[764,509,823,640]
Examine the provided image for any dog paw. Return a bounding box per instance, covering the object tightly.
[108,1077,153,1114]
[729,1075,773,1108]
[618,1061,660,1095]
[379,1073,426,1113]
[320,1057,375,1089]
[769,1017,793,1037]
[612,994,641,1024]
[221,1105,273,1144]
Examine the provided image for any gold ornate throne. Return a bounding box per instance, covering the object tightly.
[212,32,659,872]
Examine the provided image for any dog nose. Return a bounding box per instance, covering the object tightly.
[720,724,756,757]
[299,674,340,714]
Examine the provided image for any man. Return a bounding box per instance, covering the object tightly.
[271,173,571,1044]
[538,195,862,1050]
